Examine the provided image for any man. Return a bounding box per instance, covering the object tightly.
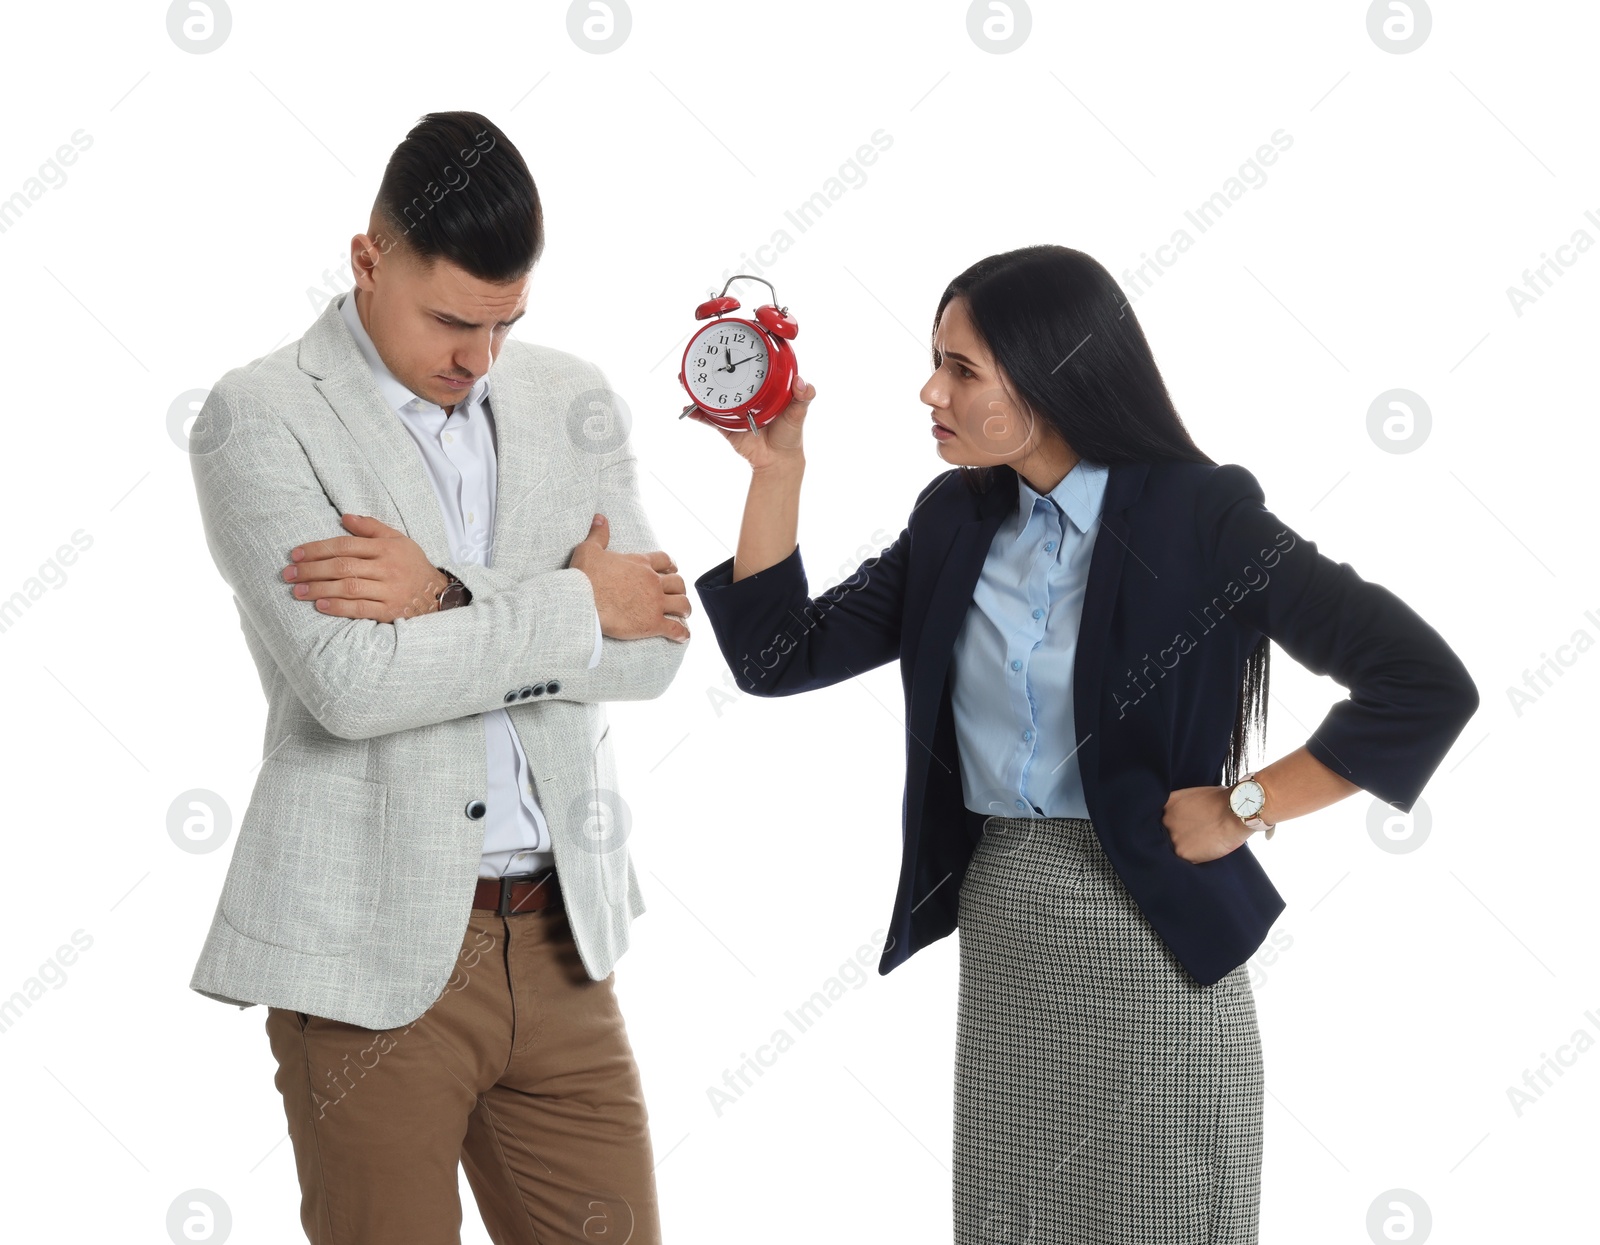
[186,110,689,1245]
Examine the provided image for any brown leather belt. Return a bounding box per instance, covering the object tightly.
[472,867,562,916]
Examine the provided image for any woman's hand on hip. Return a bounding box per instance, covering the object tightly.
[1162,786,1253,863]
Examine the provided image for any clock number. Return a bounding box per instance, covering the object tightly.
[696,372,707,383]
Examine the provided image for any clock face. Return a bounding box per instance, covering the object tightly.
[685,320,770,411]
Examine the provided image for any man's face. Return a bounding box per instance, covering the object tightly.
[348,223,530,410]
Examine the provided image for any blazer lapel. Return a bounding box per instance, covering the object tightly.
[475,358,583,574]
[297,297,452,561]
[910,469,1014,733]
[1071,460,1149,800]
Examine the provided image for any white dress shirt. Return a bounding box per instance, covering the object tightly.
[338,290,602,879]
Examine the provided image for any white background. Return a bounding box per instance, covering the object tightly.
[0,0,1594,1241]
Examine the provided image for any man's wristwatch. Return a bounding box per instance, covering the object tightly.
[1227,771,1276,839]
[434,567,471,611]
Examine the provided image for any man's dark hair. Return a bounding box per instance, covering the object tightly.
[373,110,543,283]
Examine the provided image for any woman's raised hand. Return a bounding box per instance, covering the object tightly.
[688,373,813,474]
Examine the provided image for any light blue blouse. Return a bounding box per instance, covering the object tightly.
[949,458,1111,819]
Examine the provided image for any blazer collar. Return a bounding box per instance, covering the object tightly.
[297,292,567,572]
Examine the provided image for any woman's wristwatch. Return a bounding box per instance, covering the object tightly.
[433,567,471,611]
[1227,771,1276,839]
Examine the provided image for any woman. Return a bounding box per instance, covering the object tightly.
[690,245,1479,1243]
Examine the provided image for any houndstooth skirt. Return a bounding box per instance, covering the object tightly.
[953,812,1263,1244]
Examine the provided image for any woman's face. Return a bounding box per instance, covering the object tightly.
[919,296,1045,466]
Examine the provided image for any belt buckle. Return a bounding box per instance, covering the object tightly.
[497,869,551,916]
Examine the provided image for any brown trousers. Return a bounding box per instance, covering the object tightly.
[265,900,661,1244]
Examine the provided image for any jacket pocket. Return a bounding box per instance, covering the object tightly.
[219,757,388,956]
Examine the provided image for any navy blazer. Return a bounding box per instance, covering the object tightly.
[693,460,1480,985]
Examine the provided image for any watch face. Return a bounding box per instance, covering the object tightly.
[1230,780,1265,818]
[685,320,770,411]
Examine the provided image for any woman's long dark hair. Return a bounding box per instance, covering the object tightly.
[934,244,1267,787]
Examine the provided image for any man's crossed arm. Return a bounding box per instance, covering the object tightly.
[281,510,690,639]
[191,379,689,740]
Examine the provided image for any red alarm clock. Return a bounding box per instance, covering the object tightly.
[678,274,799,433]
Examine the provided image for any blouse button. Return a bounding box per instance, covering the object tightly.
[1044,540,1056,552]
[1032,608,1043,620]
[1022,730,1032,742]
[1014,799,1026,810]
[1010,659,1021,671]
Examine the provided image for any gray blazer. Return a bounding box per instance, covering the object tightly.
[187,296,687,1029]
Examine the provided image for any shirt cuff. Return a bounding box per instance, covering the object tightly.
[588,603,603,669]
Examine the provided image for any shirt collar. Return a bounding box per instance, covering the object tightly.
[338,289,491,416]
[1013,458,1110,541]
